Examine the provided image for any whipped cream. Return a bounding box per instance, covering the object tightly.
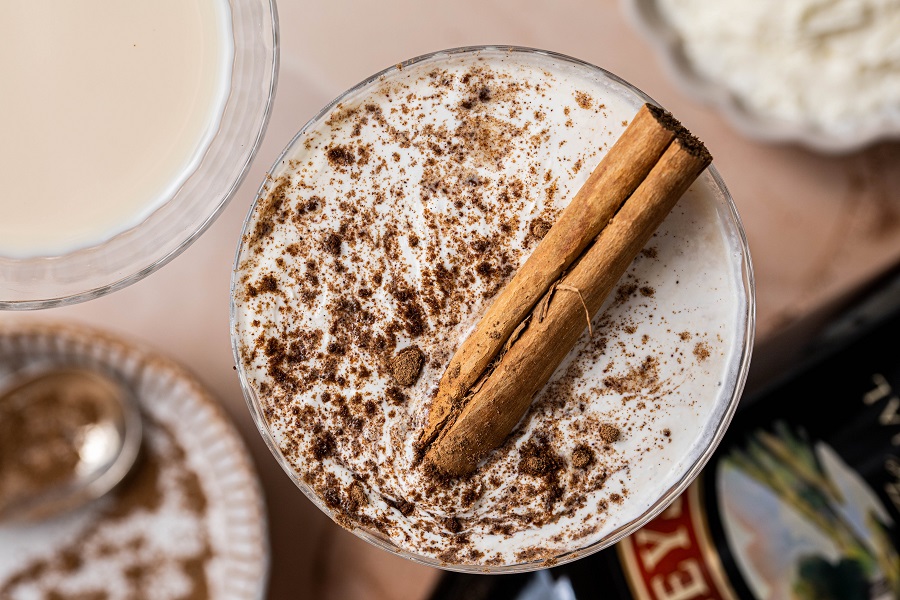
[656,0,900,137]
[233,48,749,566]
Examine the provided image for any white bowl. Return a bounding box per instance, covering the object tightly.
[231,44,756,573]
[0,0,278,309]
[622,0,900,153]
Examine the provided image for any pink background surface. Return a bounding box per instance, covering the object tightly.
[5,1,900,598]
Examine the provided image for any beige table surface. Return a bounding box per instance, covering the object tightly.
[5,1,900,598]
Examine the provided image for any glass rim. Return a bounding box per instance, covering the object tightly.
[230,44,756,573]
[0,0,279,310]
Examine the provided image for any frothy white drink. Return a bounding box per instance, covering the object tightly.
[233,48,751,567]
[0,0,233,258]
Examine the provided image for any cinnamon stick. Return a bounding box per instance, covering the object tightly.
[424,133,712,478]
[419,104,685,452]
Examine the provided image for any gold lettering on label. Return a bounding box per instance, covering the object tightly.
[864,377,900,507]
[879,397,900,426]
[660,495,684,519]
[863,373,900,431]
[886,480,900,513]
[864,373,891,405]
[650,559,711,600]
[886,457,900,478]
[636,526,692,571]
[887,457,900,512]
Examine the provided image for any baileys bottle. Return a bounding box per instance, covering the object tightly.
[430,276,900,600]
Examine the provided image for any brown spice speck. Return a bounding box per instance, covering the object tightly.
[390,497,415,517]
[571,444,594,469]
[530,218,551,239]
[574,91,593,109]
[614,283,638,305]
[324,232,343,256]
[327,145,355,167]
[259,274,278,293]
[389,346,425,386]
[603,356,659,394]
[443,517,463,533]
[386,386,408,405]
[312,432,336,461]
[519,443,563,477]
[518,438,566,507]
[348,481,368,512]
[694,342,711,362]
[599,424,620,444]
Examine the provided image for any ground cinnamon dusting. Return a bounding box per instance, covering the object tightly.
[694,341,711,362]
[0,381,104,516]
[571,444,595,468]
[574,91,593,109]
[599,424,621,444]
[234,52,732,566]
[518,437,566,508]
[0,415,215,598]
[603,356,660,394]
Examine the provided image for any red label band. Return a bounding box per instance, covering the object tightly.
[617,482,737,600]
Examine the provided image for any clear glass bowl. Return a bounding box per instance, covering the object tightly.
[0,0,278,309]
[231,45,755,573]
[621,0,900,153]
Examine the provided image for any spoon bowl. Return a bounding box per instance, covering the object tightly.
[0,368,142,523]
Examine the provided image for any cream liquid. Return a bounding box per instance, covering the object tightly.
[0,0,232,258]
[234,49,750,566]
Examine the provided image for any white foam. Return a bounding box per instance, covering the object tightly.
[234,48,749,565]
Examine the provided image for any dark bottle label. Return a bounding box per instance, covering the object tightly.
[431,285,900,600]
[619,329,900,599]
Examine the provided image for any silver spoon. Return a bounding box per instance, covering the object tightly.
[0,367,142,523]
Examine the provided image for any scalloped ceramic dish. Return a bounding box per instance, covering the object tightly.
[622,0,900,153]
[0,322,269,599]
